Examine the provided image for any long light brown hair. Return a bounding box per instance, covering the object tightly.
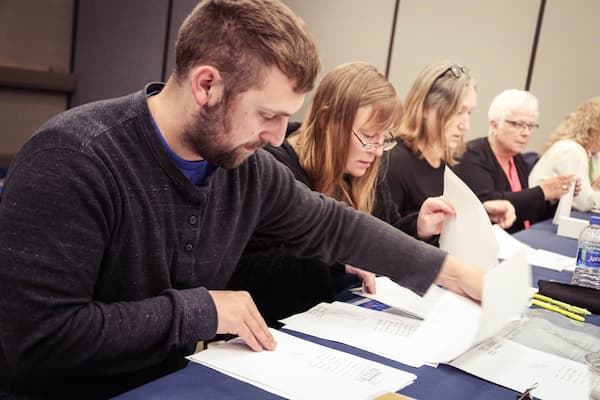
[398,60,475,165]
[290,62,402,213]
[542,96,600,154]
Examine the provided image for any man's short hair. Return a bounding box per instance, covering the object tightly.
[174,0,320,100]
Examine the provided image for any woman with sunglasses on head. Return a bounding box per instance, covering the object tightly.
[454,89,576,233]
[228,62,464,326]
[528,96,600,212]
[385,60,514,229]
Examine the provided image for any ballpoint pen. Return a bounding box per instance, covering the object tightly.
[532,293,591,316]
[531,299,586,322]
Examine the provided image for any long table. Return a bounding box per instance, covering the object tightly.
[114,217,599,399]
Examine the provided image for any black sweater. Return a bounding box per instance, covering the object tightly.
[229,140,422,324]
[453,136,555,233]
[0,84,445,399]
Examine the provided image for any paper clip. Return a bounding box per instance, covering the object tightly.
[516,382,538,400]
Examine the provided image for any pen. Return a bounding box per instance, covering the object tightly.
[531,299,585,322]
[532,293,591,315]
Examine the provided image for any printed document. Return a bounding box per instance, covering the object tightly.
[451,337,588,400]
[439,167,499,271]
[188,328,416,400]
[283,249,531,365]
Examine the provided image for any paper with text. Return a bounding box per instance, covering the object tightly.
[188,329,416,400]
[281,301,426,367]
[350,276,445,320]
[283,250,530,365]
[440,167,499,271]
[451,337,588,400]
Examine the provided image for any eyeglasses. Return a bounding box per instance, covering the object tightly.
[352,130,397,151]
[504,119,540,132]
[432,65,470,86]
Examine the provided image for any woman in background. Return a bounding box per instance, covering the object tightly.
[529,96,600,211]
[385,60,477,216]
[228,62,514,326]
[455,89,575,232]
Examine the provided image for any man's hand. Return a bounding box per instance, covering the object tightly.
[209,290,275,351]
[482,199,516,229]
[345,264,376,294]
[434,255,483,302]
[416,196,456,239]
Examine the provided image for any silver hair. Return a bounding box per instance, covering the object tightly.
[487,89,539,132]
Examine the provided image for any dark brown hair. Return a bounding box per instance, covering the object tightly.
[174,0,320,101]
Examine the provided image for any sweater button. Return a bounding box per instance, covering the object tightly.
[184,243,193,252]
[188,215,197,225]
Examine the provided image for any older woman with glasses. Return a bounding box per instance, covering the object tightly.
[529,96,600,211]
[454,89,575,232]
[227,62,465,326]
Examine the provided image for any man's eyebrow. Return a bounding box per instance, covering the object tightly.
[262,108,293,117]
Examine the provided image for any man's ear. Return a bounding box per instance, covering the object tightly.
[190,65,224,107]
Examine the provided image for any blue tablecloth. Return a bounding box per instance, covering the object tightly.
[115,217,600,400]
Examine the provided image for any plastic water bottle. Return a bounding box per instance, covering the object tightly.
[572,215,600,289]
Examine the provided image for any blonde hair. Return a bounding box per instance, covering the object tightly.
[542,96,600,154]
[397,60,476,165]
[289,62,402,213]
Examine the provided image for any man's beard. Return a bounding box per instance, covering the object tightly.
[182,100,266,169]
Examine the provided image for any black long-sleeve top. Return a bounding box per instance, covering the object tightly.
[385,141,445,216]
[453,136,555,233]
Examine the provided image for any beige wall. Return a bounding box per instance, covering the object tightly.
[283,0,397,121]
[1,0,599,159]
[0,0,74,159]
[284,0,600,153]
[389,0,540,145]
[529,0,600,153]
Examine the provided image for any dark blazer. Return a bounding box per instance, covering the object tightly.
[454,137,555,233]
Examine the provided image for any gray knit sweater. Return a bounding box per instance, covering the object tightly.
[0,83,445,399]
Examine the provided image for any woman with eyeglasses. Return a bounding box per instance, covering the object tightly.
[227,62,463,326]
[529,96,600,212]
[454,89,575,232]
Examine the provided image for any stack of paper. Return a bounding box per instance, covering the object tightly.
[283,249,531,366]
[188,329,416,400]
[451,337,588,400]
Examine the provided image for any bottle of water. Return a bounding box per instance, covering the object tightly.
[572,215,600,289]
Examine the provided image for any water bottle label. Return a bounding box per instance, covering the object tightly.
[576,247,600,268]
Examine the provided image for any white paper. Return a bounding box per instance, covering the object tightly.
[553,158,580,224]
[350,276,445,320]
[475,249,532,343]
[493,224,576,270]
[188,329,416,400]
[528,249,576,271]
[493,224,532,260]
[451,337,588,400]
[281,301,426,368]
[440,167,499,271]
[283,251,530,366]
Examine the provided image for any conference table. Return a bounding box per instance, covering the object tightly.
[114,214,600,400]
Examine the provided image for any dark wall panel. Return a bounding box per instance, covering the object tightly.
[164,0,199,80]
[70,0,169,107]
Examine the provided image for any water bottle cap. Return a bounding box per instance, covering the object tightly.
[590,215,600,225]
